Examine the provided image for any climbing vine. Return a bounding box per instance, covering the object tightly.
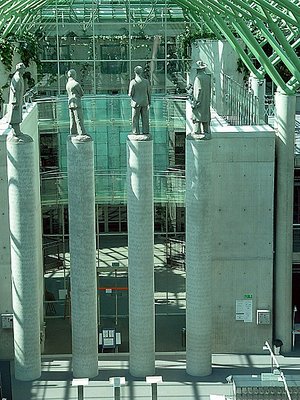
[0,38,15,71]
[176,24,218,71]
[0,31,42,73]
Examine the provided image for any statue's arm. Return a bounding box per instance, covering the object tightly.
[77,83,84,97]
[147,82,151,106]
[10,79,18,104]
[10,79,23,106]
[128,80,134,97]
[193,78,202,105]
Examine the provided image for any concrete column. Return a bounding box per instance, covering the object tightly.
[0,135,13,359]
[6,134,41,381]
[274,90,296,352]
[127,134,155,377]
[186,134,212,376]
[249,74,266,124]
[67,135,98,378]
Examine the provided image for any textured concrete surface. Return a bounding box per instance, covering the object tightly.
[0,134,13,360]
[127,134,155,377]
[186,135,213,376]
[67,135,98,378]
[0,104,41,360]
[7,134,41,381]
[210,127,275,353]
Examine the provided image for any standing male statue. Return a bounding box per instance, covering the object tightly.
[128,65,151,135]
[7,63,26,137]
[191,61,212,134]
[66,69,86,136]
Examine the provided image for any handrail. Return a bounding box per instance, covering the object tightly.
[263,341,292,400]
[221,73,260,125]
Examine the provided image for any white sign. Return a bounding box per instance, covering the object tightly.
[243,300,253,322]
[236,300,253,322]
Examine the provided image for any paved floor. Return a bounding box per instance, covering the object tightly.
[10,352,300,399]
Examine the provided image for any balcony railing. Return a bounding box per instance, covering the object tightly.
[41,169,186,205]
[221,74,260,125]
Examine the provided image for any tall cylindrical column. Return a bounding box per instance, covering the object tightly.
[7,134,41,381]
[127,134,155,377]
[249,74,266,123]
[274,90,296,353]
[67,135,98,378]
[186,134,212,376]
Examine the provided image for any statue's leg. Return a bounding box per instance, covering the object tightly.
[74,108,86,135]
[132,107,140,134]
[69,109,77,135]
[202,121,209,133]
[140,106,149,134]
[193,120,201,134]
[10,123,22,136]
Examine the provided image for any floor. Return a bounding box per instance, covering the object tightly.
[9,352,300,399]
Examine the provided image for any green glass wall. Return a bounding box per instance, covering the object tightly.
[56,94,169,171]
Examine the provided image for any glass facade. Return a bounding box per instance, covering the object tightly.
[34,0,192,96]
[39,94,187,204]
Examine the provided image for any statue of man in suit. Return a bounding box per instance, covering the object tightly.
[128,66,151,135]
[7,63,26,136]
[66,69,86,136]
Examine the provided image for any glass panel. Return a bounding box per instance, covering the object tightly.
[95,62,129,94]
[95,39,128,61]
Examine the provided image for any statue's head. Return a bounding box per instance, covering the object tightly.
[67,69,77,79]
[15,63,26,73]
[134,66,143,76]
[196,60,207,71]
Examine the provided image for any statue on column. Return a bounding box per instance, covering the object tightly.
[7,63,26,137]
[66,69,86,136]
[128,66,151,135]
[191,61,212,134]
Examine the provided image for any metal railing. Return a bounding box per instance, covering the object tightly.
[222,74,260,125]
[41,169,186,205]
[265,95,275,118]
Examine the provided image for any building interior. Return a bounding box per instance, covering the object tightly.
[0,0,300,399]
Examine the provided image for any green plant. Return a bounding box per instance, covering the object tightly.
[176,25,218,72]
[236,57,250,81]
[0,38,15,71]
[0,31,42,74]
[17,32,41,72]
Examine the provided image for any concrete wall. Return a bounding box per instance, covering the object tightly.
[0,104,41,359]
[210,126,275,353]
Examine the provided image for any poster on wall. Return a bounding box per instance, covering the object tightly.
[236,300,253,322]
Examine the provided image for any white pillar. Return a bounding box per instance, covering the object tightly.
[67,135,98,378]
[186,134,212,376]
[127,134,155,377]
[249,74,266,124]
[7,134,41,381]
[274,90,296,352]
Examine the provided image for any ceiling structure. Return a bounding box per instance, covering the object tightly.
[0,0,299,93]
